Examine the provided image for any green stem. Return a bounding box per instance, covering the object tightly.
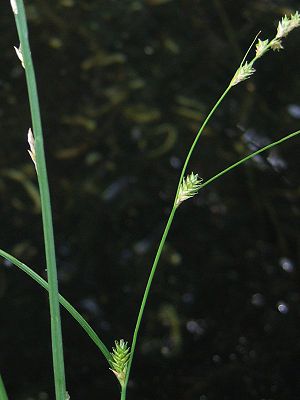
[120,385,126,400]
[173,85,232,206]
[0,249,112,364]
[122,45,298,391]
[200,129,300,190]
[0,374,8,400]
[123,207,177,397]
[1,128,297,397]
[122,85,231,399]
[11,2,66,398]
[122,88,299,399]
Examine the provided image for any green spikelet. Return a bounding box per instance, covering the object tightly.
[176,172,202,207]
[109,339,131,387]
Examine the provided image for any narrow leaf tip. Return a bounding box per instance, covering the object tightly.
[14,45,25,68]
[27,128,37,169]
[10,0,18,14]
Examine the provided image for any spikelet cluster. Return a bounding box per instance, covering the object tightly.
[276,12,300,39]
[176,172,202,207]
[231,62,255,86]
[230,11,300,87]
[110,340,130,387]
[255,39,269,58]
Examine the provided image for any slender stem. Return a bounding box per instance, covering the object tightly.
[11,2,66,398]
[0,249,112,364]
[122,36,299,398]
[122,88,299,399]
[123,89,228,398]
[121,85,232,399]
[0,374,8,400]
[123,207,176,396]
[1,127,298,395]
[200,129,300,190]
[120,385,125,400]
[173,85,231,206]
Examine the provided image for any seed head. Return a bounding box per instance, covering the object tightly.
[270,38,284,51]
[176,172,202,207]
[230,62,256,86]
[110,339,130,387]
[276,11,300,39]
[255,39,269,58]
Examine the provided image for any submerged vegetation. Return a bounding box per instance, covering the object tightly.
[1,1,299,399]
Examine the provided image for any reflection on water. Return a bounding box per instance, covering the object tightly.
[277,302,289,314]
[279,257,294,273]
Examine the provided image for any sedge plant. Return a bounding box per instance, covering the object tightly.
[0,126,299,395]
[1,2,299,399]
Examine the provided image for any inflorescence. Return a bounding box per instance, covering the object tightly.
[231,11,300,86]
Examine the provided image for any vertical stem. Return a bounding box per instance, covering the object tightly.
[122,84,232,399]
[120,386,126,400]
[11,1,66,399]
[123,206,177,396]
[0,374,8,400]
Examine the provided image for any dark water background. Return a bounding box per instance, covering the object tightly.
[1,0,300,399]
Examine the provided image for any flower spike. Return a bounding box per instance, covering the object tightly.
[109,340,131,388]
[230,11,300,87]
[231,62,255,86]
[176,172,202,207]
[276,11,300,39]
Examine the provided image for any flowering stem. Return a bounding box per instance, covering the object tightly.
[11,1,66,398]
[122,206,177,399]
[120,386,126,400]
[174,85,232,206]
[122,84,232,399]
[121,17,300,392]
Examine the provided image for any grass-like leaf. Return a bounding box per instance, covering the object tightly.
[0,249,112,364]
[11,1,66,397]
[0,374,8,400]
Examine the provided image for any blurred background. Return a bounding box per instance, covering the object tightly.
[0,0,300,399]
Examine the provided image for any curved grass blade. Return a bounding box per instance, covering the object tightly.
[0,249,112,364]
[0,374,8,400]
[200,129,300,190]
